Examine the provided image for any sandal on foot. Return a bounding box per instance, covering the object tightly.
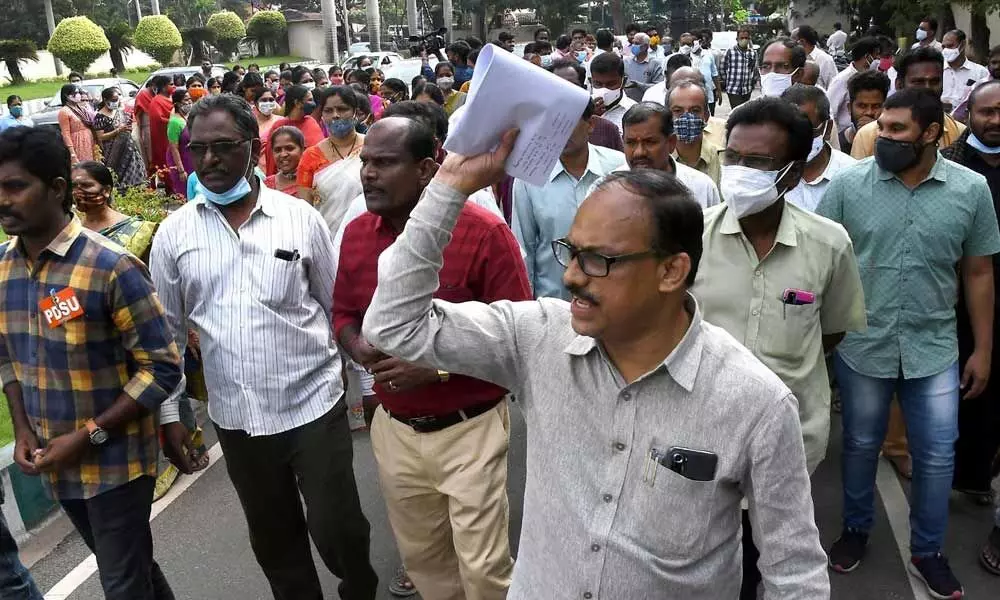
[980,527,1000,575]
[886,454,912,479]
[388,566,418,597]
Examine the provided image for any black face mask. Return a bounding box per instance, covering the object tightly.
[874,136,925,173]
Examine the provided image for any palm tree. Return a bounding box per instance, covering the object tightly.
[321,0,340,63]
[0,40,38,85]
[151,0,161,15]
[366,0,381,50]
[105,21,134,75]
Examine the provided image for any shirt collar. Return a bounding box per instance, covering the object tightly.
[718,200,799,247]
[194,176,276,217]
[876,151,949,183]
[807,143,839,184]
[562,293,705,392]
[549,144,601,183]
[4,215,83,260]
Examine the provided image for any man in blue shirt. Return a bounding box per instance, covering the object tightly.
[0,96,33,133]
[512,100,625,299]
[818,88,1000,599]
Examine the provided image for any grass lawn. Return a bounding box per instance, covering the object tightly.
[0,393,12,447]
[0,55,312,102]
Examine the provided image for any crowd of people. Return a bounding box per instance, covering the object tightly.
[0,14,999,600]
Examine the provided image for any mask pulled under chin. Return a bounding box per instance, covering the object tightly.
[721,163,793,218]
[197,147,254,206]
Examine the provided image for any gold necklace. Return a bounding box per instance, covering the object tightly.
[329,132,358,160]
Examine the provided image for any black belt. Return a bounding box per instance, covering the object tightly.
[387,398,502,433]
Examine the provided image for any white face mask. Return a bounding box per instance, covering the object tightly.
[257,101,277,115]
[807,123,827,162]
[721,163,793,218]
[679,44,692,55]
[591,86,622,105]
[760,70,796,97]
[106,101,119,110]
[693,41,702,53]
[942,47,961,63]
[303,81,316,91]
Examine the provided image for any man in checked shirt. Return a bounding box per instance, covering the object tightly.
[0,127,182,599]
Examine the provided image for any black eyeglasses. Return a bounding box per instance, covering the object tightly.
[187,139,249,158]
[552,239,659,277]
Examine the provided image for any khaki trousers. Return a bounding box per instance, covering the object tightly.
[371,402,513,600]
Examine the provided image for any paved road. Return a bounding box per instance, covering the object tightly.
[21,403,1000,600]
[19,95,1000,599]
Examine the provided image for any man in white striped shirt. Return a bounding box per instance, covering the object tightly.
[150,95,378,600]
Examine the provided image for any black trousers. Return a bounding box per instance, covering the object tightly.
[215,403,378,600]
[740,509,761,600]
[954,345,1000,492]
[60,476,173,600]
[728,92,752,109]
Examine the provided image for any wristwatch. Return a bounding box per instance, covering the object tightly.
[85,419,109,446]
[437,370,450,383]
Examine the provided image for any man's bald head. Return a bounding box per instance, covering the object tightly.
[669,66,705,88]
[801,61,820,86]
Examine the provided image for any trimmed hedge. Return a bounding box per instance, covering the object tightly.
[246,10,286,56]
[134,15,183,66]
[47,17,111,75]
[206,11,246,57]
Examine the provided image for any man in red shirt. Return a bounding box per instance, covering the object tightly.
[334,116,531,600]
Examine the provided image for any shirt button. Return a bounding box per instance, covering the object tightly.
[583,594,593,599]
[621,391,631,401]
[904,247,910,253]
[591,543,601,552]
[602,493,613,503]
[751,309,759,316]
[614,442,626,451]
[754,270,762,277]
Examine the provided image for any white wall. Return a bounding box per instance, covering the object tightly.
[950,4,1000,59]
[288,21,326,62]
[0,49,159,84]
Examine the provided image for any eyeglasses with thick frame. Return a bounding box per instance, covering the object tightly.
[187,138,251,158]
[551,239,660,277]
[721,149,783,171]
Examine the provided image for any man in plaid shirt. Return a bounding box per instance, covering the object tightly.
[0,127,182,600]
[723,25,759,109]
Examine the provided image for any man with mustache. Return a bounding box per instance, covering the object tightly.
[691,96,866,598]
[359,130,830,598]
[0,126,182,599]
[512,99,625,299]
[941,81,1000,512]
[334,116,530,600]
[592,101,719,209]
[838,70,890,155]
[149,94,378,600]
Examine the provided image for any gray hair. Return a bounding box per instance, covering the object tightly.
[781,83,831,123]
[667,81,709,111]
[187,93,260,141]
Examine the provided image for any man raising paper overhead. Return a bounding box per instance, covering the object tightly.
[360,131,830,598]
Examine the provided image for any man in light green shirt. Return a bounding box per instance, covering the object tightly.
[691,97,866,599]
[693,98,866,474]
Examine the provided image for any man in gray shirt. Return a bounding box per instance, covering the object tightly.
[625,32,665,87]
[361,131,830,599]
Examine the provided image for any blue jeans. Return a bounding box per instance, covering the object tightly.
[0,508,42,600]
[835,354,959,557]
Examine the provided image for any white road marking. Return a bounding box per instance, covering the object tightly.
[42,443,224,600]
[875,456,934,600]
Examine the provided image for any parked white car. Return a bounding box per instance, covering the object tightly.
[341,52,406,70]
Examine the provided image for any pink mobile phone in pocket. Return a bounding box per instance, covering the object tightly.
[781,288,815,305]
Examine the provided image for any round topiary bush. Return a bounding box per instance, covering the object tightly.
[246,10,287,56]
[206,11,246,58]
[134,15,183,66]
[46,16,111,75]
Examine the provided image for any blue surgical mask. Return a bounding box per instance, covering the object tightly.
[329,118,355,138]
[9,106,22,118]
[576,50,588,63]
[967,132,1000,154]
[915,28,928,42]
[196,144,254,206]
[631,44,643,57]
[541,55,553,68]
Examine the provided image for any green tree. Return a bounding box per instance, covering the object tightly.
[0,39,38,85]
[134,14,183,65]
[47,15,111,74]
[183,26,217,63]
[206,10,246,57]
[246,10,287,56]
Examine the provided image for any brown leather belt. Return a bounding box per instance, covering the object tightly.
[387,398,502,433]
